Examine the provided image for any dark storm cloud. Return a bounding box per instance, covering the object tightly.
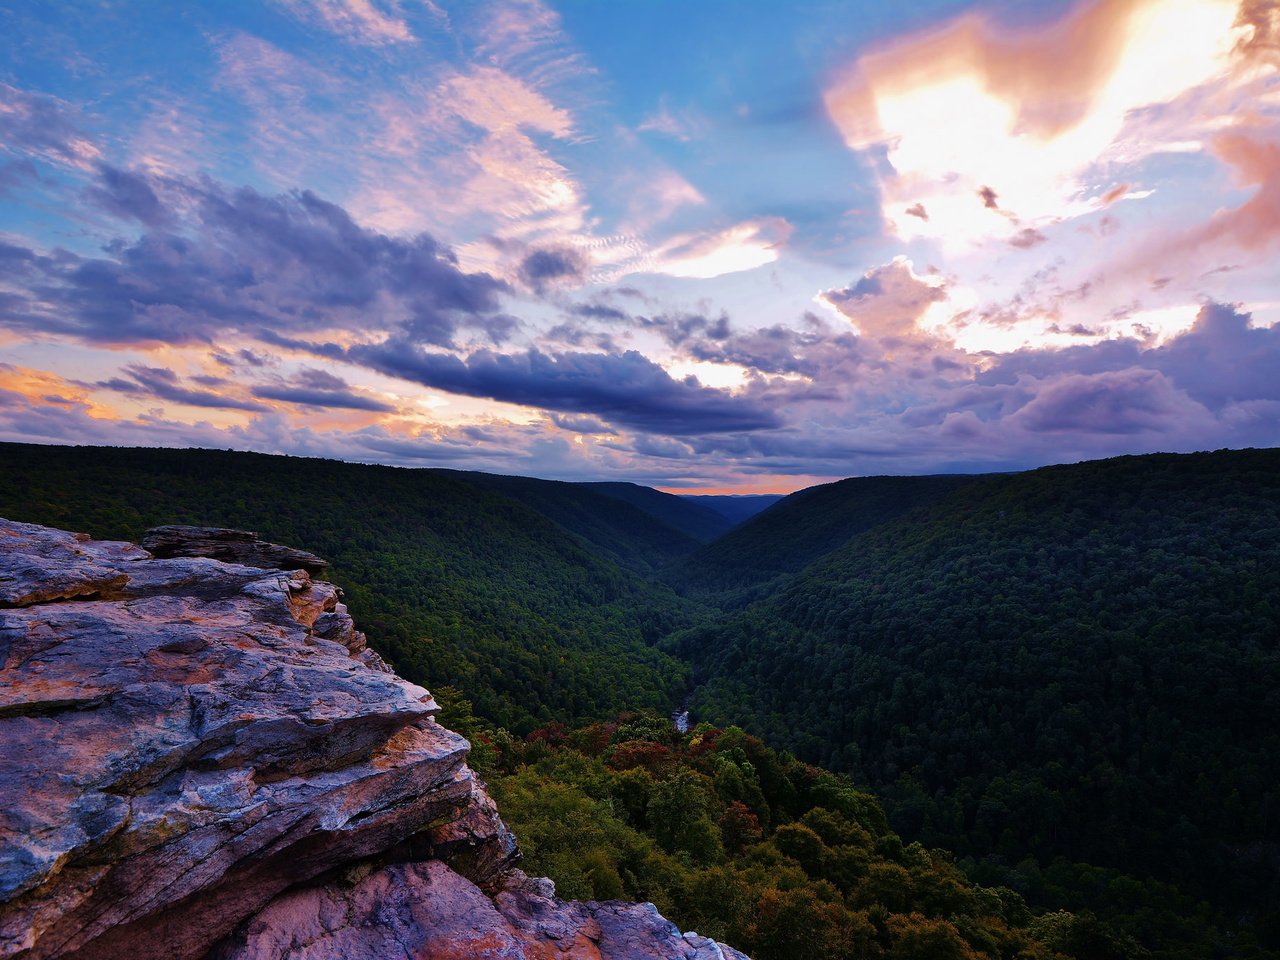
[349,341,782,434]
[0,181,509,347]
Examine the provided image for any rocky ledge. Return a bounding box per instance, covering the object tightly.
[0,519,747,960]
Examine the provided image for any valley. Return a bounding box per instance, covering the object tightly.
[1,441,1277,958]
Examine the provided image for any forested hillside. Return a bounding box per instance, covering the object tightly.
[581,481,734,543]
[669,475,978,600]
[0,443,701,731]
[673,448,1280,949]
[434,470,710,574]
[4,440,1278,956]
[446,700,1113,960]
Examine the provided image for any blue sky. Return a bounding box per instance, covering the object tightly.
[1,0,1277,491]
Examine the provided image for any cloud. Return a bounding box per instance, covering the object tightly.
[1175,125,1280,251]
[687,323,862,378]
[1009,367,1207,434]
[648,218,792,279]
[250,368,396,411]
[638,98,705,142]
[518,246,588,291]
[97,364,269,412]
[1009,227,1048,249]
[982,302,1280,413]
[0,179,509,347]
[0,83,102,169]
[825,0,1253,247]
[820,258,948,340]
[83,164,171,227]
[351,64,585,238]
[273,0,415,46]
[349,341,783,434]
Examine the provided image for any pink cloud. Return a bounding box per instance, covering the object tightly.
[273,0,415,46]
[824,0,1253,247]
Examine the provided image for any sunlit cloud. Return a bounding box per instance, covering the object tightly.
[648,218,792,279]
[826,0,1254,249]
[350,65,585,239]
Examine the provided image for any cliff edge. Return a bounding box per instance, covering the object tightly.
[0,518,747,960]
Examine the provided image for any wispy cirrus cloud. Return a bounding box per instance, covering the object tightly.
[273,0,417,46]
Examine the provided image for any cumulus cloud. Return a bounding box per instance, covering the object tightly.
[820,258,948,341]
[1009,368,1208,434]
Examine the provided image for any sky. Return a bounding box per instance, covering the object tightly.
[0,0,1277,492]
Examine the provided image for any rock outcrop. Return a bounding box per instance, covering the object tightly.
[0,519,748,960]
[141,525,331,577]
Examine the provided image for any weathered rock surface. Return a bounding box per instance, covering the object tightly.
[0,519,749,960]
[215,860,749,960]
[142,525,331,577]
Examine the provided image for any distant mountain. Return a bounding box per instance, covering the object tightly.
[673,448,1280,942]
[580,481,733,542]
[0,443,700,732]
[679,493,782,525]
[670,475,977,599]
[431,471,704,574]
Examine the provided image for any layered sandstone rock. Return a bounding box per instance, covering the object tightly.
[0,519,747,960]
[141,525,331,577]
